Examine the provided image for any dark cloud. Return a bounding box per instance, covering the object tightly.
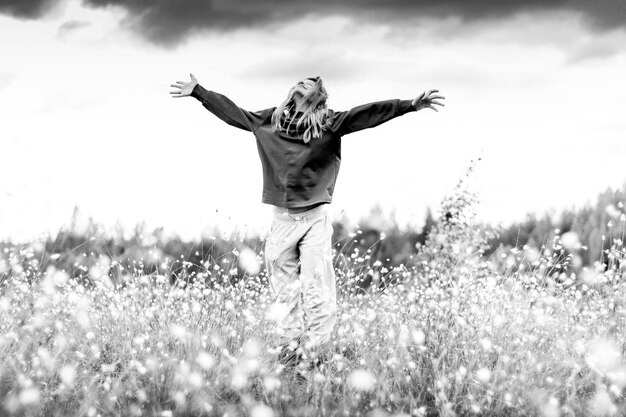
[0,0,56,18]
[2,0,626,46]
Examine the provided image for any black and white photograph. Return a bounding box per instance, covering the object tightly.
[1,0,626,416]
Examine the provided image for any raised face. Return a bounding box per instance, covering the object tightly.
[291,77,317,99]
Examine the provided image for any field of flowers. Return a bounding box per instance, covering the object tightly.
[2,170,626,417]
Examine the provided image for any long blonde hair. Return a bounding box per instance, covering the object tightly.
[271,76,332,143]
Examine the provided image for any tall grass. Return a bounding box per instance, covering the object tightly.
[1,166,625,416]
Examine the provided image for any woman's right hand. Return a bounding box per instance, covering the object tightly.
[170,73,198,98]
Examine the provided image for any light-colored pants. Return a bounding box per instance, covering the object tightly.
[265,204,337,354]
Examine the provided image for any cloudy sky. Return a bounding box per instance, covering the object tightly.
[1,0,625,242]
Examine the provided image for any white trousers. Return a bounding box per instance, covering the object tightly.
[265,204,337,353]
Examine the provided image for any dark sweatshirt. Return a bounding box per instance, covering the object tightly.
[191,84,416,209]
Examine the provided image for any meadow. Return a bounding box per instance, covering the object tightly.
[1,171,626,417]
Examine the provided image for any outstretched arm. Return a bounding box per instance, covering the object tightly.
[170,73,273,132]
[331,89,445,136]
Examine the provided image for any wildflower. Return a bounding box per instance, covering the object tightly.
[412,329,426,345]
[19,388,40,405]
[37,348,54,372]
[476,368,491,384]
[588,386,617,416]
[243,338,261,358]
[541,397,560,417]
[0,297,8,312]
[195,352,215,370]
[266,303,289,322]
[479,338,492,351]
[239,247,261,275]
[561,232,580,251]
[231,370,247,389]
[59,365,77,386]
[250,404,274,417]
[170,324,187,340]
[414,406,428,417]
[348,369,376,392]
[188,372,203,389]
[264,376,280,392]
[605,204,621,219]
[607,368,626,388]
[171,391,186,408]
[586,338,622,376]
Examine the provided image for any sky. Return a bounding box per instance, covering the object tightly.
[1,0,625,242]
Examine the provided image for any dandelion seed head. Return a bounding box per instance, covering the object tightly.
[191,301,201,314]
[581,268,601,286]
[53,269,69,286]
[0,297,9,312]
[412,329,426,345]
[231,370,247,389]
[37,348,54,371]
[586,338,622,375]
[266,303,289,322]
[188,372,203,389]
[250,404,274,417]
[239,247,261,275]
[476,367,491,384]
[607,367,626,388]
[574,339,586,355]
[170,324,187,340]
[605,204,621,219]
[59,365,76,386]
[19,387,40,405]
[172,391,186,408]
[525,247,540,263]
[195,352,215,370]
[348,369,376,392]
[588,387,616,416]
[479,338,492,351]
[263,375,280,392]
[560,232,580,251]
[74,310,91,330]
[541,397,560,417]
[414,406,427,417]
[243,338,261,358]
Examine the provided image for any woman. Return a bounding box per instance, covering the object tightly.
[170,74,444,372]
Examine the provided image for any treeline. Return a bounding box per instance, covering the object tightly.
[0,205,435,286]
[2,180,626,286]
[489,184,626,266]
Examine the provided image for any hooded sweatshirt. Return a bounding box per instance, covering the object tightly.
[191,84,416,209]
